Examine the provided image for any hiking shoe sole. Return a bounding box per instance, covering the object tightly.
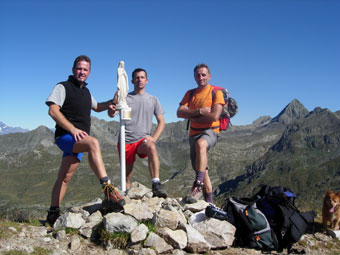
[184,195,198,204]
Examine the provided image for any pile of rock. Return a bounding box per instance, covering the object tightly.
[52,182,236,254]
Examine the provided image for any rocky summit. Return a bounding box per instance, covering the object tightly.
[1,182,340,255]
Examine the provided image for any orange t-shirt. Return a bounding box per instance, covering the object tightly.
[179,84,225,136]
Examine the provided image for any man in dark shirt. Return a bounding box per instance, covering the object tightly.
[45,55,125,226]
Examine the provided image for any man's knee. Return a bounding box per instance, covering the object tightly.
[144,142,158,157]
[87,136,100,151]
[62,176,72,184]
[195,139,208,152]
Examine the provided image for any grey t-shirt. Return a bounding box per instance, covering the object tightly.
[123,92,165,144]
[46,84,97,108]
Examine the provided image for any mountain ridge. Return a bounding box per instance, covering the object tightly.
[216,104,340,208]
[0,98,339,213]
[0,121,29,135]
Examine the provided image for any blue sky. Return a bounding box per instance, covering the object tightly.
[0,0,339,130]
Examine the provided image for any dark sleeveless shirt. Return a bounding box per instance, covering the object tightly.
[55,76,92,138]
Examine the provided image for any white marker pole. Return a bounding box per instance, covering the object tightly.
[116,61,131,193]
[119,114,126,192]
[118,107,131,192]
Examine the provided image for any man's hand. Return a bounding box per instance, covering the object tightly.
[143,135,156,143]
[71,127,88,142]
[108,104,118,117]
[199,107,211,116]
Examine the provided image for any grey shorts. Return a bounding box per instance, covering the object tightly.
[189,129,219,170]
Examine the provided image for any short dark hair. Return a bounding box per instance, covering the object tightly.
[73,55,91,69]
[132,68,147,79]
[194,63,210,74]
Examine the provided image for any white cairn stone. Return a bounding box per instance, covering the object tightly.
[152,208,181,230]
[143,196,164,214]
[130,223,149,243]
[157,227,187,249]
[184,224,211,253]
[127,182,151,199]
[103,212,138,233]
[79,221,99,239]
[87,210,103,224]
[124,200,154,221]
[184,200,209,213]
[144,232,173,254]
[54,212,86,229]
[193,217,236,249]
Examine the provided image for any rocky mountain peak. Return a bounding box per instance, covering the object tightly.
[271,99,309,125]
[32,125,53,135]
[0,121,29,135]
[252,115,271,126]
[335,110,340,119]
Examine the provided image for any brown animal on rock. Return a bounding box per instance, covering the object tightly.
[322,190,340,230]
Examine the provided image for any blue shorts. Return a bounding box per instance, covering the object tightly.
[55,133,83,161]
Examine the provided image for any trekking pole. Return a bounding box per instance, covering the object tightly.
[161,168,184,184]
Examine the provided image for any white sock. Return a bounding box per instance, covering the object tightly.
[152,178,160,183]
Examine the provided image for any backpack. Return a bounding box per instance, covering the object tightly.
[255,185,317,253]
[186,85,238,131]
[222,197,279,251]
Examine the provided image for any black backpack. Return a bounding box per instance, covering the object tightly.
[222,197,279,251]
[255,185,317,253]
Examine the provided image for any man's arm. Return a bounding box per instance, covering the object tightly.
[191,104,223,123]
[177,104,221,123]
[107,91,119,118]
[145,114,165,143]
[48,103,88,141]
[177,105,203,119]
[93,99,115,113]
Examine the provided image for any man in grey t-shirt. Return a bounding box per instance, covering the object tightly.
[109,68,167,198]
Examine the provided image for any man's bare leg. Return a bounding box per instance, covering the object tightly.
[51,155,79,207]
[137,141,167,198]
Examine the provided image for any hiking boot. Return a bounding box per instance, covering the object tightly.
[152,182,168,198]
[46,208,60,227]
[184,180,204,204]
[205,204,228,220]
[102,182,126,207]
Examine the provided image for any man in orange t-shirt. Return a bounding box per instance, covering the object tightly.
[177,64,225,204]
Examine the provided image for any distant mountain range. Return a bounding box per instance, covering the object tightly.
[0,121,29,135]
[0,99,339,216]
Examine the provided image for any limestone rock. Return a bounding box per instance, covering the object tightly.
[54,212,86,229]
[126,182,151,199]
[152,208,181,230]
[103,212,138,233]
[157,227,187,249]
[184,224,211,253]
[131,223,149,243]
[123,200,154,221]
[144,232,173,254]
